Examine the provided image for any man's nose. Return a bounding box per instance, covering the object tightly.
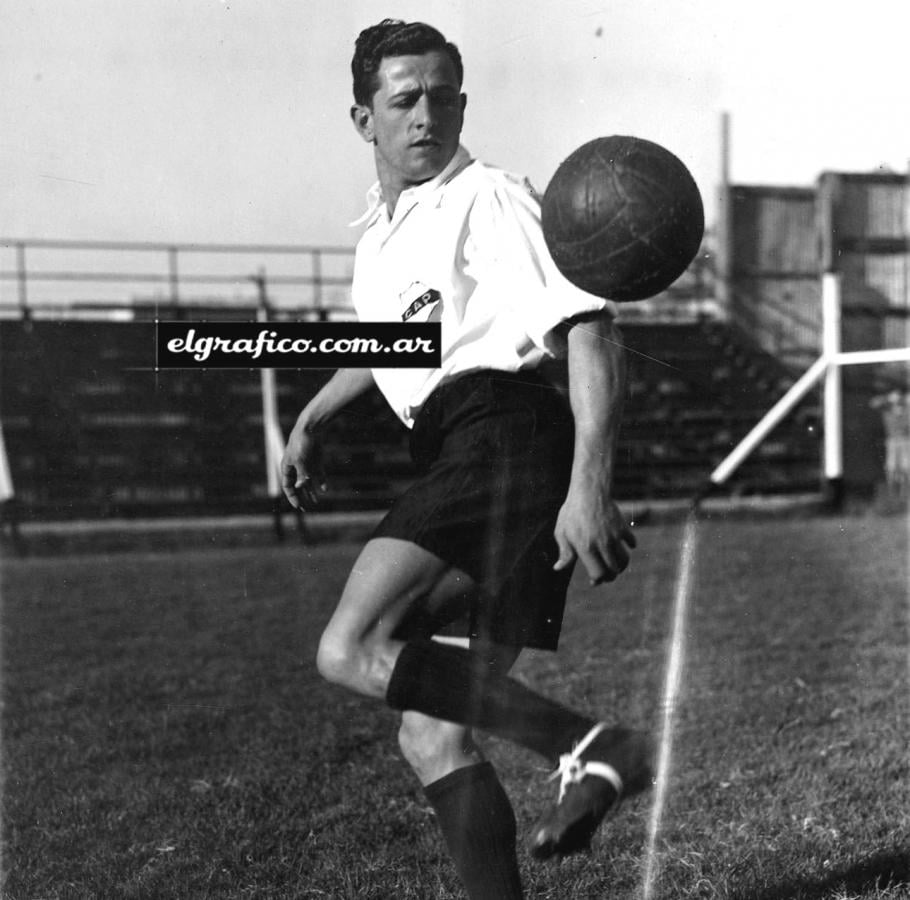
[412,94,436,128]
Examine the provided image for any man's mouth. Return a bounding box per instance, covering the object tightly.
[411,139,440,148]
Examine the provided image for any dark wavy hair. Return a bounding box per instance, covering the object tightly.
[351,19,464,107]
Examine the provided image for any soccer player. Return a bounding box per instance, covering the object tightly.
[281,19,652,899]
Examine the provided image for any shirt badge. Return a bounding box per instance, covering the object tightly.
[400,282,442,322]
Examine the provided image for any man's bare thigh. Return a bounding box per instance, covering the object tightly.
[323,537,480,647]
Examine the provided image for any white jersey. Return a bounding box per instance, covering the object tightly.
[350,145,615,428]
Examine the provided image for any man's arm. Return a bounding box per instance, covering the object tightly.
[281,367,376,509]
[553,313,636,584]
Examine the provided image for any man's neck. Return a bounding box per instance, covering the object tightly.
[374,146,465,218]
[382,184,405,218]
[376,171,421,219]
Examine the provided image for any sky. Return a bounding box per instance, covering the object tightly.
[2,0,908,249]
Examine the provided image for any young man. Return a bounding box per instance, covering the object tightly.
[281,19,652,900]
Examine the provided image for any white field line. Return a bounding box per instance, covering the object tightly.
[641,511,697,899]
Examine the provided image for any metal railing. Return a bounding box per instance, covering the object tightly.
[2,236,723,324]
[0,238,358,318]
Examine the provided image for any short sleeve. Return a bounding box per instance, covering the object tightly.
[463,173,617,354]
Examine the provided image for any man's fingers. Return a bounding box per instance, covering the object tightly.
[281,464,301,509]
[555,537,620,583]
[553,505,638,582]
[296,475,321,510]
[582,539,632,585]
[281,460,326,510]
[552,533,576,571]
[578,547,610,585]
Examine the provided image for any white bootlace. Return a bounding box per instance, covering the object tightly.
[548,722,625,803]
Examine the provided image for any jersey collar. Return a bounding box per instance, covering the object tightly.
[349,145,473,229]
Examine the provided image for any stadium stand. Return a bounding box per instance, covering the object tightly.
[0,316,820,522]
[617,320,820,500]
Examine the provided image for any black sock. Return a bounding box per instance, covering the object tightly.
[386,640,595,764]
[424,762,523,900]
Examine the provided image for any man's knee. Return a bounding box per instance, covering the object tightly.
[315,627,393,698]
[398,712,476,779]
[315,628,370,691]
[315,631,351,686]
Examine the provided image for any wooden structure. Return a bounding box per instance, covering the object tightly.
[718,169,910,494]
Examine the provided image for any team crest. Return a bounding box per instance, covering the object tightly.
[400,282,441,322]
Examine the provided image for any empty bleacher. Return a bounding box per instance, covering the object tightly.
[0,316,821,522]
[616,320,821,499]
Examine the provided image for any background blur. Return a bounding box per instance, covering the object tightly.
[3,0,909,245]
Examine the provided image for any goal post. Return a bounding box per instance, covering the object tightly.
[254,274,292,539]
[706,272,910,501]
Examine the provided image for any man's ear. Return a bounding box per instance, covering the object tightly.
[350,104,375,143]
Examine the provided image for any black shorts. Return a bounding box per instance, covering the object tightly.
[373,369,576,650]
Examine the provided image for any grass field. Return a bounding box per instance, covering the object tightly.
[2,512,909,899]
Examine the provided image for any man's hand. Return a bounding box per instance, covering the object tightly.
[279,368,376,510]
[553,485,636,585]
[281,418,327,510]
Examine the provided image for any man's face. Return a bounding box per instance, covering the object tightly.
[352,49,466,202]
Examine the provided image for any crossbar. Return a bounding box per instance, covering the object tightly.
[709,272,910,492]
